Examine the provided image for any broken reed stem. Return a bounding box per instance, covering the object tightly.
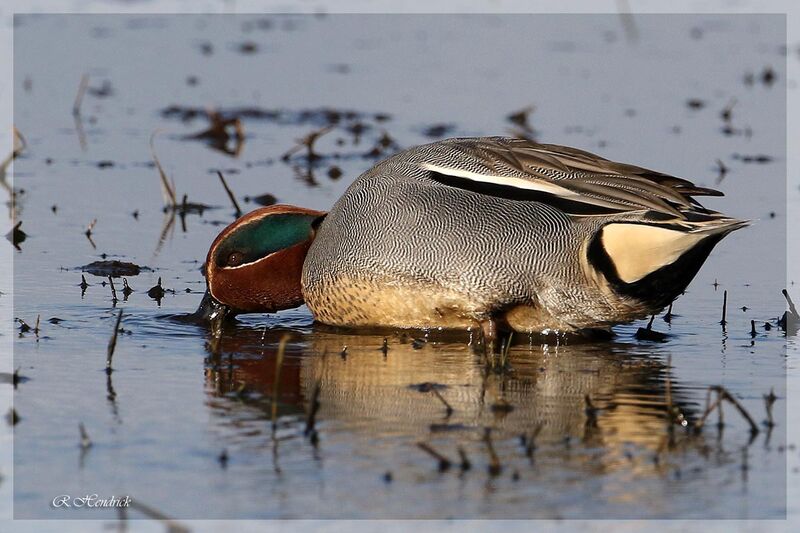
[72,73,89,116]
[106,309,123,374]
[430,387,454,417]
[150,131,177,207]
[694,385,759,435]
[720,290,728,327]
[417,442,451,472]
[714,386,760,435]
[216,170,242,218]
[696,395,723,432]
[271,334,291,431]
[108,276,118,303]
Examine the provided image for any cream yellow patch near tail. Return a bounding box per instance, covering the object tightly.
[601,223,705,283]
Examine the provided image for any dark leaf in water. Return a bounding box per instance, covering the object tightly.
[327,166,342,180]
[79,260,151,278]
[686,98,705,110]
[422,123,454,138]
[244,193,277,206]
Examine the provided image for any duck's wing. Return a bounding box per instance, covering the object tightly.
[419,137,723,219]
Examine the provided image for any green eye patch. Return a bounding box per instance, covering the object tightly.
[214,213,318,268]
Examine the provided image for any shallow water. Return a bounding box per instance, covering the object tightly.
[8,13,791,520]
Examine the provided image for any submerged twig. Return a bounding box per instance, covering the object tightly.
[417,442,452,472]
[695,385,759,435]
[430,387,454,417]
[457,446,471,471]
[85,219,97,249]
[483,428,502,477]
[106,310,123,374]
[108,276,118,305]
[763,388,777,427]
[281,125,334,163]
[79,422,92,449]
[304,378,322,438]
[271,334,291,431]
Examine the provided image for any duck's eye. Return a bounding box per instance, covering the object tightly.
[226,251,245,267]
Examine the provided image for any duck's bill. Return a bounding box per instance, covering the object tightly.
[192,289,233,325]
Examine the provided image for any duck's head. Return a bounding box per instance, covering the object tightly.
[200,205,326,318]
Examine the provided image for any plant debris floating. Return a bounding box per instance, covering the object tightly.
[79,260,151,278]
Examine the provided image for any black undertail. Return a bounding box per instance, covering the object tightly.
[587,229,724,310]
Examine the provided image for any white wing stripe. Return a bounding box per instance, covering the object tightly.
[420,162,579,199]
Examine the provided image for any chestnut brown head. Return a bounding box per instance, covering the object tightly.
[204,205,326,314]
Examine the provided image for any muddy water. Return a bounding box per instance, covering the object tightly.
[9,14,789,519]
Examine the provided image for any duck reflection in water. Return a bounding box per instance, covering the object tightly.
[202,323,720,481]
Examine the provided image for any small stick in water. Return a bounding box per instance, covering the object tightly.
[271,334,291,431]
[85,219,97,249]
[417,442,452,472]
[483,428,502,477]
[72,73,89,116]
[108,276,118,305]
[106,309,123,374]
[218,449,229,468]
[150,131,177,208]
[584,394,598,427]
[147,277,166,303]
[380,337,389,357]
[430,387,454,417]
[763,388,777,428]
[720,290,728,327]
[524,424,543,460]
[750,320,757,338]
[79,274,89,297]
[713,385,760,435]
[79,422,92,449]
[457,446,471,471]
[122,278,133,298]
[216,170,242,218]
[304,379,322,437]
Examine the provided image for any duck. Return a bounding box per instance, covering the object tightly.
[201,136,747,335]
